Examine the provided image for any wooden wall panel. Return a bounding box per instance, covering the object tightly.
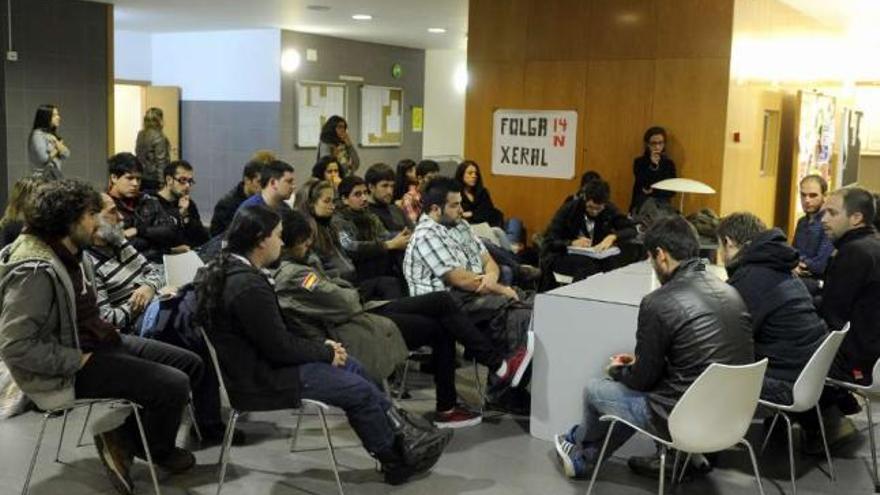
[652,57,731,213]
[656,0,734,59]
[467,0,530,63]
[525,0,591,61]
[588,0,657,60]
[585,59,656,210]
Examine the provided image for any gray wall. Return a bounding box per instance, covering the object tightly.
[181,101,280,219]
[280,30,425,185]
[3,0,110,195]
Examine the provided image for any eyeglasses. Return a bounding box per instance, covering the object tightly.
[174,177,196,186]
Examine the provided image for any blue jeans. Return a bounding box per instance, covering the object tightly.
[573,378,654,464]
[298,358,394,456]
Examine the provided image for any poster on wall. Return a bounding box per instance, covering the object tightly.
[796,91,835,190]
[491,109,578,179]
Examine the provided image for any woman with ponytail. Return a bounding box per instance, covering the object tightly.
[194,204,451,484]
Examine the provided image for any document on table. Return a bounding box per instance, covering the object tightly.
[566,245,621,259]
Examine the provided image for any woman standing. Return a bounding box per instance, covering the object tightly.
[630,126,676,214]
[317,115,360,175]
[135,107,171,193]
[28,104,69,180]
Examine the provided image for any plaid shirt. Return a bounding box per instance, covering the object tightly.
[403,214,487,296]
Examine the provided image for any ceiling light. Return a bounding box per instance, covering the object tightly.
[352,14,372,20]
[428,28,447,34]
[281,49,301,73]
[307,5,331,11]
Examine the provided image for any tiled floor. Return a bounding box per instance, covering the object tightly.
[1,368,877,495]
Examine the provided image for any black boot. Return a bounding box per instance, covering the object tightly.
[380,408,453,485]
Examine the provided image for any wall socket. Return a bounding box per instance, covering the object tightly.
[6,51,18,61]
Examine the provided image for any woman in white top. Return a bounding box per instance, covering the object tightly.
[28,104,69,180]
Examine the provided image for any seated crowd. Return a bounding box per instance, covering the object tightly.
[0,141,879,495]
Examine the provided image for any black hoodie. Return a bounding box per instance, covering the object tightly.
[726,228,827,382]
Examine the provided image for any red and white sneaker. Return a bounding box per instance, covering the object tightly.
[432,405,483,429]
[498,331,535,388]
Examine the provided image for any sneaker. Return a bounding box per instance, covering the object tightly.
[554,431,588,479]
[94,430,134,495]
[137,446,196,474]
[433,405,482,429]
[498,331,535,388]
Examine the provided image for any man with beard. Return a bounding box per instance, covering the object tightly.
[155,160,209,251]
[366,162,413,234]
[85,193,164,334]
[792,175,834,280]
[0,179,202,495]
[553,215,753,479]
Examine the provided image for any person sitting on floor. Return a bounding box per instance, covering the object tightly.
[193,204,452,485]
[0,179,203,495]
[210,159,264,237]
[275,209,532,428]
[553,215,753,479]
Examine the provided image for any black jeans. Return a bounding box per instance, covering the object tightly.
[74,335,204,458]
[373,291,504,411]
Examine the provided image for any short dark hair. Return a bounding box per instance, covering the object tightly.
[717,212,767,247]
[416,160,440,178]
[365,162,395,186]
[834,187,876,225]
[108,152,144,178]
[643,215,700,261]
[422,176,461,212]
[243,160,264,180]
[580,170,601,188]
[800,174,828,194]
[338,175,366,199]
[25,179,102,240]
[259,160,295,188]
[280,207,314,248]
[581,179,610,204]
[163,160,193,180]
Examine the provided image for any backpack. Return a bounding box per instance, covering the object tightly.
[139,283,204,351]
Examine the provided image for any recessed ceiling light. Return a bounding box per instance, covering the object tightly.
[428,27,447,34]
[352,14,372,20]
[307,5,331,11]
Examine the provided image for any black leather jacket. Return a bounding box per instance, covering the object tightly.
[611,258,754,435]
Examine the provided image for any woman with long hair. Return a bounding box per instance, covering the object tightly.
[630,126,677,214]
[0,177,44,247]
[135,107,171,193]
[312,155,342,191]
[455,160,503,227]
[317,115,360,175]
[28,104,68,180]
[193,204,451,484]
[299,179,356,282]
[393,159,417,203]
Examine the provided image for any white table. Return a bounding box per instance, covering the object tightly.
[529,261,653,440]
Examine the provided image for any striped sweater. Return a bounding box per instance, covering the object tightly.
[84,241,164,331]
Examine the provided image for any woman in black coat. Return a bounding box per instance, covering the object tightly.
[455,160,503,228]
[630,126,677,214]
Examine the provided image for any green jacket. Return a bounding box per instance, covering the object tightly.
[272,257,407,382]
[0,235,86,412]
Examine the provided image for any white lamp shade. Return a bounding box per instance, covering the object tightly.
[651,178,716,194]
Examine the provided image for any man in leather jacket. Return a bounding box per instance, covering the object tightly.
[553,215,754,479]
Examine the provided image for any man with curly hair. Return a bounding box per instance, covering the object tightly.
[0,179,203,495]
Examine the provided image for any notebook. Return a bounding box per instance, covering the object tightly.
[565,245,621,259]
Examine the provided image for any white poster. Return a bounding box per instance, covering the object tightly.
[491,109,578,179]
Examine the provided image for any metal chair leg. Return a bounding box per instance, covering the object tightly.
[677,453,692,484]
[473,360,485,414]
[131,402,162,495]
[317,407,344,495]
[761,413,780,454]
[188,397,202,444]
[781,413,796,495]
[216,410,240,495]
[398,360,411,400]
[815,403,836,481]
[586,421,617,495]
[55,410,70,463]
[20,412,51,495]
[658,446,667,495]
[741,439,767,495]
[289,409,304,453]
[670,449,681,486]
[864,394,879,489]
[75,403,94,447]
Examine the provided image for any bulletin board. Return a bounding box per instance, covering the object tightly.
[296,80,347,148]
[360,85,403,147]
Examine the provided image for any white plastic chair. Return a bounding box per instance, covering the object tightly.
[163,251,205,288]
[22,398,161,495]
[826,349,880,490]
[586,359,769,495]
[759,325,849,495]
[198,327,344,495]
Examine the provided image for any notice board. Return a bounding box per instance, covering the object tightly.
[360,85,403,147]
[296,81,347,148]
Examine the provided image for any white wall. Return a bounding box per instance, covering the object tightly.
[115,30,152,81]
[151,29,281,102]
[423,49,466,159]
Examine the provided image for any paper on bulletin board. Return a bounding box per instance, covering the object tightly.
[412,107,423,132]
